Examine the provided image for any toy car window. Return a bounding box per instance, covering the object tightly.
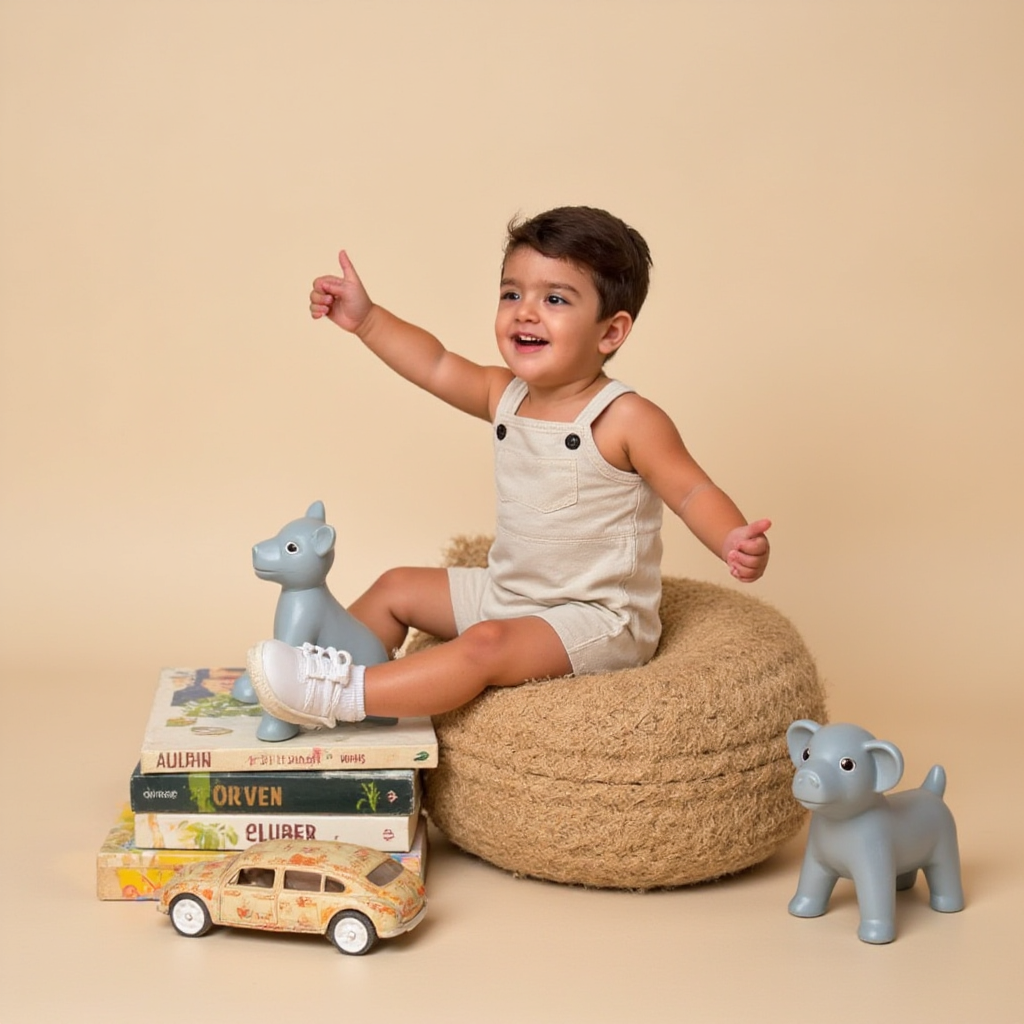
[234,867,275,888]
[324,876,346,893]
[365,859,404,887]
[283,870,322,892]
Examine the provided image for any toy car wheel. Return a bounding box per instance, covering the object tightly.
[328,911,377,955]
[169,894,212,937]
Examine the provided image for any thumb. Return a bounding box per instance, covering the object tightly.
[747,518,772,537]
[337,249,361,284]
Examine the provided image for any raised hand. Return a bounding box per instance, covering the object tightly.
[309,250,374,334]
[723,518,772,582]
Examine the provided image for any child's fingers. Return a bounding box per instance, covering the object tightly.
[729,548,762,568]
[736,536,769,555]
[728,543,769,581]
[313,274,346,294]
[732,518,771,554]
[732,566,762,582]
[729,556,767,582]
[309,288,334,318]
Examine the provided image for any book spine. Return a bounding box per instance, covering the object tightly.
[138,744,437,773]
[130,767,419,815]
[133,809,420,852]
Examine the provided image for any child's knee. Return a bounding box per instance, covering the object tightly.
[459,619,513,659]
[371,567,408,593]
[366,567,423,611]
[457,618,568,685]
[457,620,532,680]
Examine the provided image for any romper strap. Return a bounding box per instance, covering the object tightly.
[575,379,636,426]
[495,377,530,420]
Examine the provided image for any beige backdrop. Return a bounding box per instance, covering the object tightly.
[2,2,1021,1022]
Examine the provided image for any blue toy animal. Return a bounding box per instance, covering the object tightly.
[787,719,964,944]
[233,501,392,741]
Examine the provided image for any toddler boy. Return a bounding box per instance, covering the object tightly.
[249,206,770,729]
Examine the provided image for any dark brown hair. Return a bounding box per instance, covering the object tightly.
[503,206,652,321]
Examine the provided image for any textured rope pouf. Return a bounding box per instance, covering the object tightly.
[410,536,827,889]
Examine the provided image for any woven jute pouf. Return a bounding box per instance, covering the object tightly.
[409,536,827,889]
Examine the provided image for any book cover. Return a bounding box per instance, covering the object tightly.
[129,762,420,815]
[139,668,437,773]
[133,803,421,852]
[97,807,428,900]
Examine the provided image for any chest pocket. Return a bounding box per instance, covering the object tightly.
[496,450,579,514]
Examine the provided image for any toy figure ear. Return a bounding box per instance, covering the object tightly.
[312,524,336,557]
[306,500,326,521]
[787,720,820,767]
[864,740,904,793]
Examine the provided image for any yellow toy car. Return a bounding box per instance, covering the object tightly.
[157,838,426,955]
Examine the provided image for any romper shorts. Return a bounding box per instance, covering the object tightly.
[447,565,660,677]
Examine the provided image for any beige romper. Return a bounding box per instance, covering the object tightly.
[448,377,664,675]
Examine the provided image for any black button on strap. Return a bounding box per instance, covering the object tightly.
[565,433,581,450]
[496,424,507,440]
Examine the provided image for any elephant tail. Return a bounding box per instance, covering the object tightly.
[921,765,947,798]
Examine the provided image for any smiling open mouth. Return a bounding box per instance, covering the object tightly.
[514,334,549,348]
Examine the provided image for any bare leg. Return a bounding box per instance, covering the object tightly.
[363,615,572,718]
[349,567,459,654]
[248,569,574,724]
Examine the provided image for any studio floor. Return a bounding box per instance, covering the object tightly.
[2,677,1021,1024]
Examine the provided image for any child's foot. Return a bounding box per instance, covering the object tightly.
[247,641,366,727]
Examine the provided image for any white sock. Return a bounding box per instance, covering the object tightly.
[336,663,366,723]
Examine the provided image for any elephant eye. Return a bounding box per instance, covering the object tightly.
[285,542,299,554]
[801,748,810,761]
[840,757,856,772]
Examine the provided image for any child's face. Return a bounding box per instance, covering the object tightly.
[495,247,626,387]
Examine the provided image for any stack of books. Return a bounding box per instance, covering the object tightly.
[97,667,437,900]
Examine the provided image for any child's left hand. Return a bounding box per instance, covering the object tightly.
[722,519,772,582]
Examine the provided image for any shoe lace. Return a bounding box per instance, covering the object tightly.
[300,642,352,681]
[299,643,352,718]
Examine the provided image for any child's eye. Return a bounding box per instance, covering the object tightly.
[500,290,520,302]
[546,294,567,305]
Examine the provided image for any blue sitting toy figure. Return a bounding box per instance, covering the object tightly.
[786,720,964,943]
[233,501,393,741]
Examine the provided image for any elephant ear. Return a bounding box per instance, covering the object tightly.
[312,524,336,558]
[787,719,820,767]
[865,740,904,793]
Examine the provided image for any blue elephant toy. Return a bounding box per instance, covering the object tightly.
[787,720,964,944]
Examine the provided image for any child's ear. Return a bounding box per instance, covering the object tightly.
[598,311,633,356]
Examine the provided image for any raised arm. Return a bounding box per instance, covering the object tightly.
[607,396,771,582]
[310,250,510,421]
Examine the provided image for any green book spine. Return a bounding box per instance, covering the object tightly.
[129,764,419,815]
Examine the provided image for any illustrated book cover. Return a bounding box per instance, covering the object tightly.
[97,807,428,900]
[129,762,420,815]
[139,668,437,773]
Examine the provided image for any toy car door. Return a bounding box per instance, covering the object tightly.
[220,864,279,929]
[276,869,353,933]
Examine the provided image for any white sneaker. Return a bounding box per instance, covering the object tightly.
[247,641,359,728]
